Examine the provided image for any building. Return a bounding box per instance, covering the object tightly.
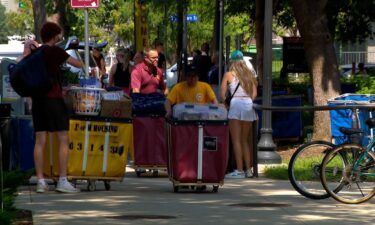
[0,0,17,12]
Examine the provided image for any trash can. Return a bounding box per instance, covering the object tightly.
[328,94,375,145]
[10,116,35,171]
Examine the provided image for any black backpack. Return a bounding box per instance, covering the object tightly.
[8,45,53,97]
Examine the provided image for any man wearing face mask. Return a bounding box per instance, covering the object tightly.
[131,48,168,95]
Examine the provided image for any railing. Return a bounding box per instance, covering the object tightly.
[252,103,375,177]
[338,51,375,65]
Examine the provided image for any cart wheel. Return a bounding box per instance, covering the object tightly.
[136,170,141,177]
[190,185,196,190]
[104,181,111,191]
[152,170,158,177]
[87,180,96,191]
[212,185,219,193]
[173,185,179,193]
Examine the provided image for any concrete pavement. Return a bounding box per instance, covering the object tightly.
[15,167,375,225]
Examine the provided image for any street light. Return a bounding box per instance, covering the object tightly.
[257,0,281,164]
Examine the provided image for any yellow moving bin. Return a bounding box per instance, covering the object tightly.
[44,116,133,191]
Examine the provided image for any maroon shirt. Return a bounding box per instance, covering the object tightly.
[43,45,70,98]
[130,62,166,94]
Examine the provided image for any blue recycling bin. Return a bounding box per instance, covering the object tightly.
[328,94,375,145]
[11,116,35,171]
[255,95,303,139]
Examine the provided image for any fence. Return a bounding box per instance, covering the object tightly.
[338,51,375,65]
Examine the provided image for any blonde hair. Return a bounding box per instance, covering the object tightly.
[229,60,257,96]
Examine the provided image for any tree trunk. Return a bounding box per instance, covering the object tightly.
[255,0,264,83]
[291,0,341,141]
[32,0,46,42]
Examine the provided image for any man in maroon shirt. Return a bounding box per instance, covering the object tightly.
[130,48,168,95]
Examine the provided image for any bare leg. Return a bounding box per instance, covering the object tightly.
[229,119,243,171]
[240,121,252,171]
[55,131,69,177]
[34,131,47,179]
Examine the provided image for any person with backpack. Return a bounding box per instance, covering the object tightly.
[32,22,83,193]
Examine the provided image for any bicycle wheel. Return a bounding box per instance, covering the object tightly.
[320,144,375,204]
[288,141,335,199]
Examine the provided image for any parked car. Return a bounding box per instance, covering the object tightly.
[340,63,375,77]
[58,36,108,80]
[165,57,193,89]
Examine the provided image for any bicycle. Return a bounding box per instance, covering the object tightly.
[288,128,362,200]
[320,117,375,204]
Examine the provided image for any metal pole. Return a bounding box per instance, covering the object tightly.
[182,0,188,76]
[225,35,230,71]
[257,0,281,164]
[218,0,224,89]
[84,8,90,78]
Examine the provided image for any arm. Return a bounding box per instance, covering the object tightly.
[164,99,173,117]
[131,69,141,93]
[67,56,83,68]
[251,83,257,100]
[99,58,106,75]
[108,64,117,86]
[220,72,231,103]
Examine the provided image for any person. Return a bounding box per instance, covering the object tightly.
[92,47,106,84]
[207,51,224,100]
[133,51,144,65]
[155,41,166,72]
[192,42,213,83]
[356,62,367,75]
[220,50,257,179]
[131,48,167,95]
[33,22,83,193]
[109,48,133,95]
[165,65,218,116]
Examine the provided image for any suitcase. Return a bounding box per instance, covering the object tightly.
[133,116,167,176]
[44,116,133,191]
[167,119,229,192]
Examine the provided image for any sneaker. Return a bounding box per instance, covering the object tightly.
[56,181,80,193]
[225,170,245,179]
[36,182,49,193]
[246,169,253,178]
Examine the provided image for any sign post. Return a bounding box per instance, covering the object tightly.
[70,0,100,78]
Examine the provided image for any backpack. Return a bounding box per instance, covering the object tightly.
[8,45,53,97]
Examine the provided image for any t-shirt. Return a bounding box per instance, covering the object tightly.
[43,45,70,98]
[131,62,166,94]
[167,81,216,105]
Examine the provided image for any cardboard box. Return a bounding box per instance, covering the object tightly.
[100,96,132,119]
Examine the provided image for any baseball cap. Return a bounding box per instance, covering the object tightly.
[230,50,244,61]
[186,65,198,76]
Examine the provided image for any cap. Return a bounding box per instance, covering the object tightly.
[230,50,243,61]
[186,65,198,76]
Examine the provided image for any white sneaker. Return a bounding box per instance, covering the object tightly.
[36,182,49,193]
[225,170,245,179]
[56,181,80,193]
[246,169,253,178]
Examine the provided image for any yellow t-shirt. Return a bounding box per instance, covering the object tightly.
[167,81,217,105]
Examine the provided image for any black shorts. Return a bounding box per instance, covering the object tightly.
[31,97,69,132]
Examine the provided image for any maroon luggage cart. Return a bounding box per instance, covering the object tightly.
[167,119,229,192]
[133,116,167,177]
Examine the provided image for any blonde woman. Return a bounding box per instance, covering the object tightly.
[220,50,258,178]
[109,48,132,95]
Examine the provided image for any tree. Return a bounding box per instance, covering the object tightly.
[291,0,341,141]
[0,3,9,43]
[32,0,46,42]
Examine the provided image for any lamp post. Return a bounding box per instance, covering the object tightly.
[257,0,281,164]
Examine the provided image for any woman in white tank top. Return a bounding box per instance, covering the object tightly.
[220,50,258,179]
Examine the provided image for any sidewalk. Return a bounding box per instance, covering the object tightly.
[15,167,375,225]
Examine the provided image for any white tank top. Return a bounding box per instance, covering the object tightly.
[229,76,249,97]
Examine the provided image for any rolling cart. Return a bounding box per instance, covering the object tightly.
[133,115,167,177]
[167,118,229,193]
[44,116,133,191]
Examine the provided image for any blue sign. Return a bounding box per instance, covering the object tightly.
[169,14,198,23]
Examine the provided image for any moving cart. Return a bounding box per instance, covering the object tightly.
[167,119,229,193]
[44,116,133,191]
[133,115,167,177]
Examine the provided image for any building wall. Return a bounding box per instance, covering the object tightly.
[1,0,17,12]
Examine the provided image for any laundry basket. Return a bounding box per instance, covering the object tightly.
[69,87,104,116]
